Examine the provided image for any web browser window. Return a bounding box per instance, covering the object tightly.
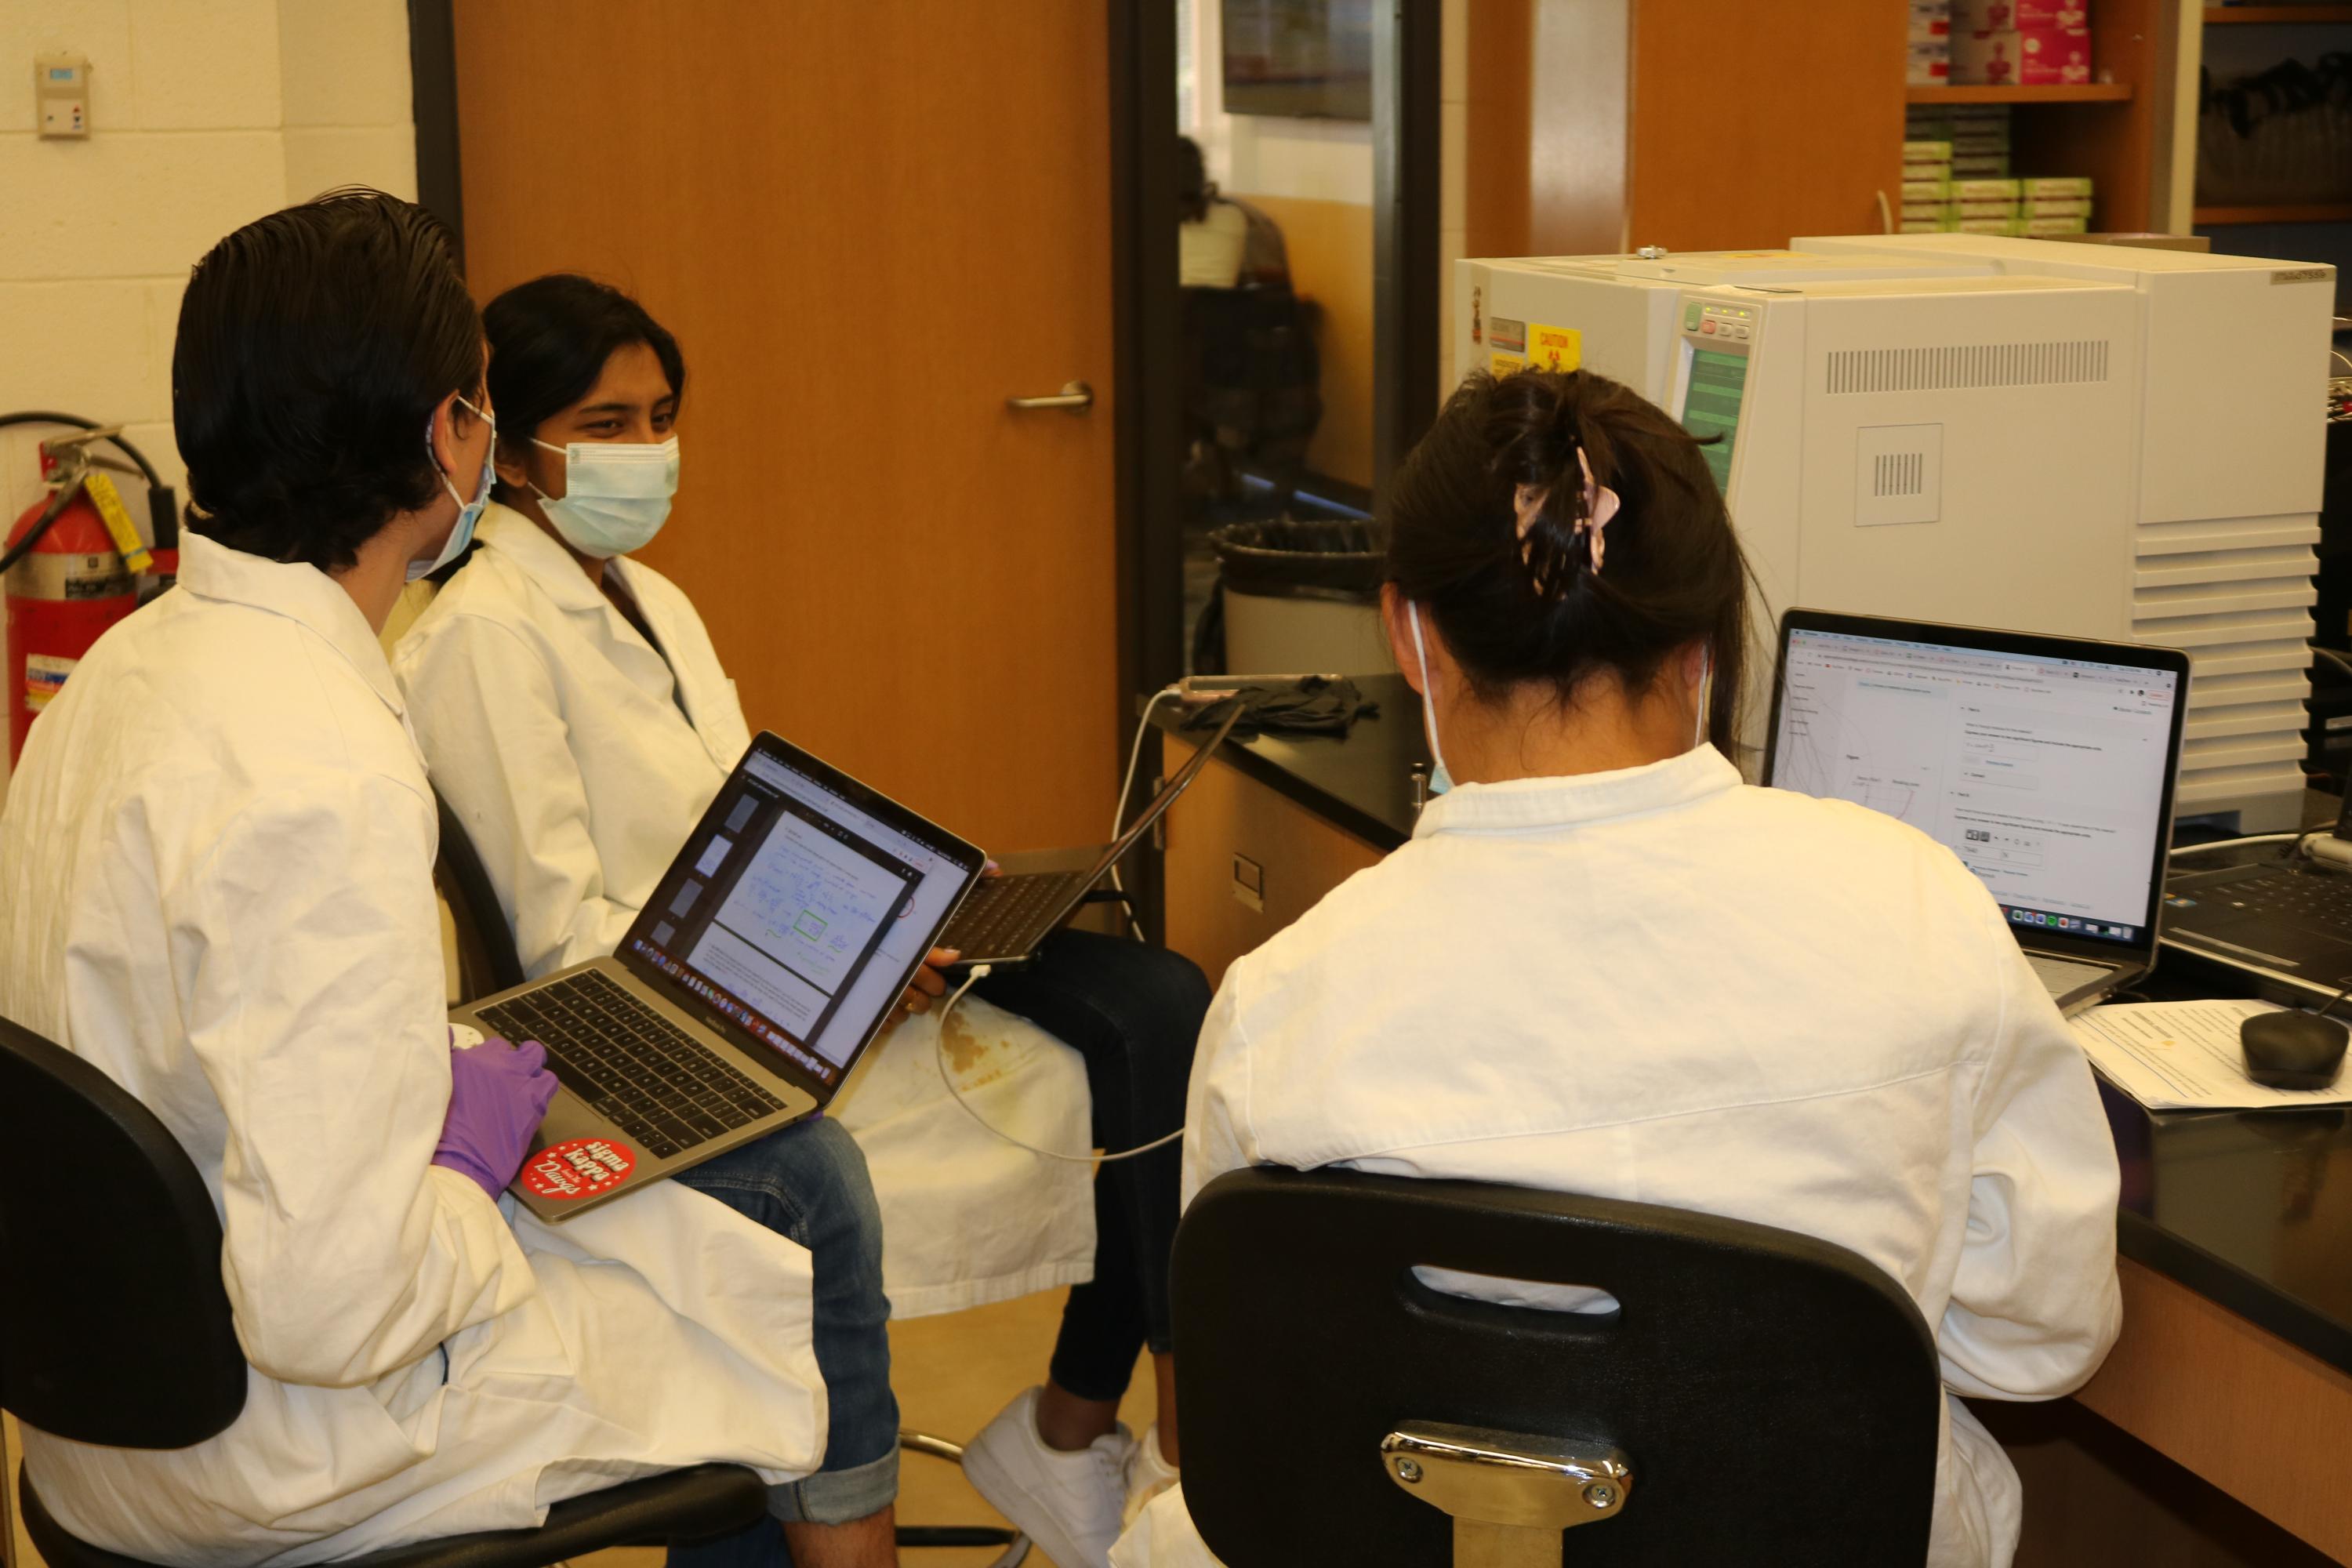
[1771,627,2178,947]
[629,750,971,1083]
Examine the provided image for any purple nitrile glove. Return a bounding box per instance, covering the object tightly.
[433,1034,559,1200]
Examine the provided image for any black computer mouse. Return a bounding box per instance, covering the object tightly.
[2240,1011,2351,1091]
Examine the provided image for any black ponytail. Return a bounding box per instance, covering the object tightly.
[1385,367,1751,749]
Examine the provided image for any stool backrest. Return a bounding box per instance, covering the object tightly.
[0,1016,245,1447]
[1173,1167,1941,1566]
[434,789,528,1002]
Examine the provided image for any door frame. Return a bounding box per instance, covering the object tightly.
[1111,0,1440,938]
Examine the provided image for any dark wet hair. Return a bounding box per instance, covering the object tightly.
[1384,368,1751,747]
[481,274,685,504]
[173,189,482,571]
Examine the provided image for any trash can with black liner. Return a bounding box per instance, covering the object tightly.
[1197,518,1393,677]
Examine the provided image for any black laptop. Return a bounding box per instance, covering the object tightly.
[940,706,1241,970]
[1763,610,2191,1016]
[2165,793,2352,1001]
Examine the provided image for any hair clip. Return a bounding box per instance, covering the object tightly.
[1512,449,1620,580]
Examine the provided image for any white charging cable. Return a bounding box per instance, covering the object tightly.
[932,967,1189,1163]
[1105,686,1181,939]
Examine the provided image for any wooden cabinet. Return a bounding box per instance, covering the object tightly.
[1465,0,2181,256]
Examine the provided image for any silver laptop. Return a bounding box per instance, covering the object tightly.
[1763,610,2190,1016]
[455,731,985,1222]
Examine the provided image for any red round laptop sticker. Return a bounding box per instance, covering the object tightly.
[519,1137,637,1201]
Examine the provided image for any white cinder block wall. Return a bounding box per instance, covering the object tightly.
[0,0,414,789]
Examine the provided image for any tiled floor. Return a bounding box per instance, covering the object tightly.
[3,1289,1155,1568]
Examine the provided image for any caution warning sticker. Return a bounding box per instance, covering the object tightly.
[519,1136,637,1201]
[1530,324,1582,374]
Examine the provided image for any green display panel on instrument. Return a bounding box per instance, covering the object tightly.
[1682,347,1748,494]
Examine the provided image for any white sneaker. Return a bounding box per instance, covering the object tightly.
[1121,1422,1180,1530]
[961,1386,1134,1568]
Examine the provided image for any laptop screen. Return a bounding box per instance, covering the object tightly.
[1768,621,2183,951]
[624,736,982,1090]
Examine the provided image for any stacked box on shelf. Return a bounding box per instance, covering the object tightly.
[1946,176,2096,234]
[1909,0,1952,88]
[1904,105,2015,230]
[1951,0,2092,87]
[1900,139,1954,233]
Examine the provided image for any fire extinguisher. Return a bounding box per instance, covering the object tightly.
[2,412,178,764]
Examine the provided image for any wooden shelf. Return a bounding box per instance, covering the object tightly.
[2205,5,2352,23]
[2194,201,2352,223]
[1906,83,2136,103]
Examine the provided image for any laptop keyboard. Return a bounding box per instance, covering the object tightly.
[942,870,1091,956]
[477,969,786,1162]
[2209,869,2352,938]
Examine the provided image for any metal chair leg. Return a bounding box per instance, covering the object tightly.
[896,1428,1033,1566]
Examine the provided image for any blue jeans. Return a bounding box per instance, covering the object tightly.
[667,1114,897,1567]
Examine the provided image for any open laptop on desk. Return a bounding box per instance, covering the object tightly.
[940,705,1243,970]
[454,732,984,1222]
[2165,792,2352,1001]
[1763,610,2190,1016]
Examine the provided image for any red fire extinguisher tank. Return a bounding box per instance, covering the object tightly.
[5,481,136,764]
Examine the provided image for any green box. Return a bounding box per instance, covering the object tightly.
[2018,176,2094,198]
[1951,177,2021,201]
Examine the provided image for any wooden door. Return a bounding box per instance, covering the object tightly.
[452,2,1116,855]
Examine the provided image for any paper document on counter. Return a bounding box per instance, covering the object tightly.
[2071,999,2352,1111]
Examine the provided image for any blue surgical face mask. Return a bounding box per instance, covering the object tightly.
[1406,601,1454,796]
[529,434,680,559]
[412,395,495,582]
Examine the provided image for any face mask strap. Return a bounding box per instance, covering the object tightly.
[1409,601,1450,785]
[1693,647,1713,751]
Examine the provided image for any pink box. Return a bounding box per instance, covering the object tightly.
[1953,27,2092,86]
[1952,0,2089,27]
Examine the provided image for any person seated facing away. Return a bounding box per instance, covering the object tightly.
[0,193,895,1568]
[1116,368,2122,1568]
[393,274,1207,1568]
[1178,136,1287,290]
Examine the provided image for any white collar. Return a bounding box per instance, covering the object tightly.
[476,503,611,614]
[1412,745,1741,839]
[176,531,405,717]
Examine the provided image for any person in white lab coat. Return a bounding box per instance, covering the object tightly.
[1113,368,2123,1568]
[393,275,1210,1568]
[0,194,902,1568]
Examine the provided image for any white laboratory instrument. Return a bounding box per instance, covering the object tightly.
[1457,237,2338,829]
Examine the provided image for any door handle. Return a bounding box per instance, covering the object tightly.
[1007,380,1094,414]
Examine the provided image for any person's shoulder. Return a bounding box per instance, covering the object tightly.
[392,551,551,672]
[1229,842,1431,998]
[1728,782,2005,932]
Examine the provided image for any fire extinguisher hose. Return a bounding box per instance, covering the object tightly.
[0,411,180,562]
[0,483,82,580]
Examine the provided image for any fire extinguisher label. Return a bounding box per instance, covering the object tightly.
[24,653,75,713]
[9,554,132,601]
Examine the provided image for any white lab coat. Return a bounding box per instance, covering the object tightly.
[1115,745,2122,1568]
[391,506,1092,1316]
[0,533,828,1568]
